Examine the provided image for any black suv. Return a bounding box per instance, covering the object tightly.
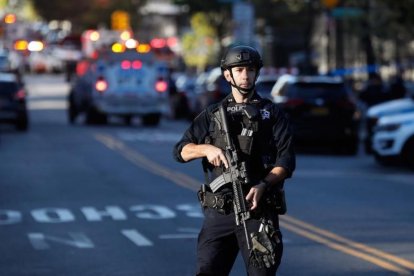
[0,73,28,131]
[271,75,360,154]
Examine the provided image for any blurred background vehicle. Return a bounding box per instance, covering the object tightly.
[169,72,196,120]
[28,47,64,74]
[189,71,209,117]
[363,93,414,154]
[68,47,169,126]
[255,74,279,100]
[51,34,83,81]
[0,50,12,72]
[372,112,414,169]
[271,74,360,154]
[0,72,28,131]
[191,67,229,117]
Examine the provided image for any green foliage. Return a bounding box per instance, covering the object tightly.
[0,0,7,8]
[181,12,219,72]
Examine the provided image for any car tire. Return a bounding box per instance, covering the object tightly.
[170,94,190,120]
[15,114,29,131]
[345,139,359,156]
[332,138,358,155]
[142,113,161,126]
[68,94,78,124]
[374,152,397,166]
[124,115,132,125]
[86,107,107,125]
[401,137,414,169]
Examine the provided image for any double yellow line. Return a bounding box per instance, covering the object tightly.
[281,216,414,275]
[95,133,414,275]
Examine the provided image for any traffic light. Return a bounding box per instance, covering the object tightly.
[111,10,130,31]
[321,0,339,9]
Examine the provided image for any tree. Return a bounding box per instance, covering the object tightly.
[181,12,219,72]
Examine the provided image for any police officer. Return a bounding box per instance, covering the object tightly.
[173,45,295,276]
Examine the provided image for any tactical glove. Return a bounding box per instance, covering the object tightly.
[249,220,279,268]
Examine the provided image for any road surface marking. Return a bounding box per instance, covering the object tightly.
[282,215,414,270]
[95,133,414,274]
[121,229,153,246]
[280,220,412,275]
[94,133,198,191]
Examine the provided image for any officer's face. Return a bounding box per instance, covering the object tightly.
[224,66,257,90]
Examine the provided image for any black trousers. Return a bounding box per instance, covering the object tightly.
[196,208,283,276]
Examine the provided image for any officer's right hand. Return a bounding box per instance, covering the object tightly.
[203,145,229,168]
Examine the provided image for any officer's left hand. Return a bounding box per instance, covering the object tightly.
[245,182,266,211]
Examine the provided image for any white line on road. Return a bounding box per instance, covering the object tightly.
[121,229,153,247]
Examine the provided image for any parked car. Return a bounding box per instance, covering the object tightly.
[28,47,64,74]
[255,74,278,100]
[191,67,229,117]
[0,51,12,72]
[363,96,414,154]
[372,112,414,169]
[52,34,82,82]
[271,74,360,154]
[170,73,196,120]
[68,49,169,126]
[0,73,28,131]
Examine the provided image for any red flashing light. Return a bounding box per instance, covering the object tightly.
[132,60,142,69]
[121,60,142,70]
[166,37,178,48]
[121,60,131,69]
[155,79,168,93]
[91,50,99,60]
[76,61,90,76]
[150,38,166,49]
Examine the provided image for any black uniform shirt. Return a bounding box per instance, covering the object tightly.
[173,93,296,180]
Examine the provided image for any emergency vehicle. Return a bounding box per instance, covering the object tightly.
[67,42,170,126]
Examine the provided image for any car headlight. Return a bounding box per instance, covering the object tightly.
[374,123,401,132]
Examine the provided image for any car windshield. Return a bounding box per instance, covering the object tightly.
[286,82,347,100]
[0,81,18,95]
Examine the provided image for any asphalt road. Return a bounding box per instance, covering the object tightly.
[0,74,413,276]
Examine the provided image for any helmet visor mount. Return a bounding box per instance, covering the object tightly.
[221,46,263,71]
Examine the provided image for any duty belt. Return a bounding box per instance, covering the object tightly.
[198,189,233,214]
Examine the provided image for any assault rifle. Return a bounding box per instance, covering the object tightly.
[218,104,252,250]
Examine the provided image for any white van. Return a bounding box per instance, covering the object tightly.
[372,112,414,168]
[68,50,169,126]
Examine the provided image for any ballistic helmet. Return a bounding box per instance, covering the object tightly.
[220,45,263,71]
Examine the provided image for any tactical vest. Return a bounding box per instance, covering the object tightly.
[203,97,278,188]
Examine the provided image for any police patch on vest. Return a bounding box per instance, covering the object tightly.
[227,105,245,113]
[260,109,270,119]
